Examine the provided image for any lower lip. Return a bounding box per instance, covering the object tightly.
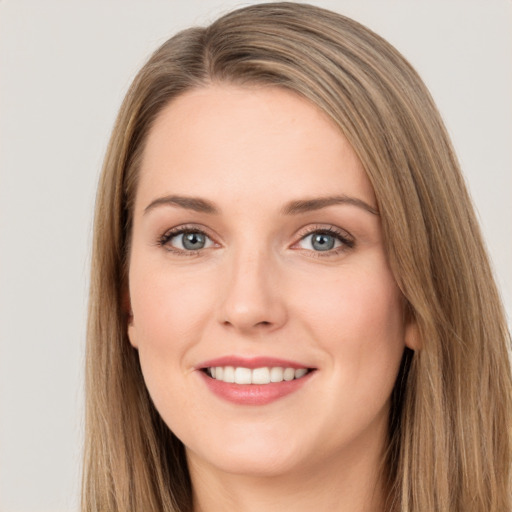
[198,371,314,405]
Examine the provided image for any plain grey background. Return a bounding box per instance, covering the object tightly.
[1,1,510,510]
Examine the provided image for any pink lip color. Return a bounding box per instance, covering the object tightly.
[197,356,309,370]
[196,356,315,406]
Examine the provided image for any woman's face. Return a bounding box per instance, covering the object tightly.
[127,85,416,480]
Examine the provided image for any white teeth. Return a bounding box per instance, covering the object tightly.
[223,366,235,383]
[252,367,271,384]
[234,367,252,384]
[295,368,308,379]
[270,367,284,382]
[283,368,295,381]
[207,366,310,385]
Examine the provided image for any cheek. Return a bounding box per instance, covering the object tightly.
[297,263,404,339]
[127,258,216,400]
[130,263,216,348]
[299,266,406,435]
[294,261,406,388]
[128,266,220,424]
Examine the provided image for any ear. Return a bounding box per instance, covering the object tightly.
[404,320,421,351]
[122,287,138,349]
[127,323,138,349]
[404,304,421,351]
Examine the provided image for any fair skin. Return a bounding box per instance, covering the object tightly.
[127,84,417,512]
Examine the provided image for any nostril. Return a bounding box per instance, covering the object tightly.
[221,319,273,328]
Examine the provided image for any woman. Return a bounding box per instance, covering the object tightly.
[82,2,512,511]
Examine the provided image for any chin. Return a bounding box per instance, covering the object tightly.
[186,432,307,479]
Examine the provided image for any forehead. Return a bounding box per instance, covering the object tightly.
[136,84,375,212]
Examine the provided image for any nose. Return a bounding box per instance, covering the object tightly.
[217,246,288,334]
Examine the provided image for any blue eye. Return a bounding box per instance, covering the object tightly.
[297,229,353,253]
[299,232,340,251]
[161,229,214,251]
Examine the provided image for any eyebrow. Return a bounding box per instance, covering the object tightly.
[282,195,379,216]
[144,195,219,215]
[143,194,378,216]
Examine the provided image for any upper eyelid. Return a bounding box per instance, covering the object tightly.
[294,223,353,240]
[161,223,215,238]
[159,223,350,236]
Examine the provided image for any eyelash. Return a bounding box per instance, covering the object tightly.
[157,224,355,257]
[294,225,355,258]
[157,224,214,256]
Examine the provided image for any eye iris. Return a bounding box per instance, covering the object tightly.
[312,233,335,251]
[182,232,206,250]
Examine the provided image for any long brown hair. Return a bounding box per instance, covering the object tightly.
[82,3,512,511]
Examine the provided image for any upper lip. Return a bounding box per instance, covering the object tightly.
[196,356,314,370]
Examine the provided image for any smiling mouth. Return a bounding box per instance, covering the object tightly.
[203,366,314,385]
